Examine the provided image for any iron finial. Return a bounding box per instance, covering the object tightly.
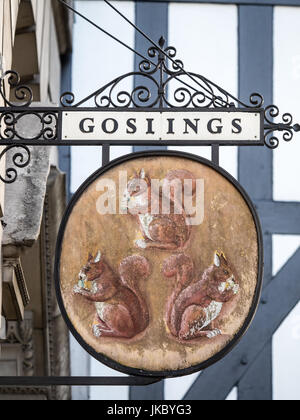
[159,36,166,48]
[293,123,300,132]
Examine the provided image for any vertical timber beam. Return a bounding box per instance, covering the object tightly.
[130,1,168,401]
[238,5,274,400]
[133,1,168,153]
[59,52,72,202]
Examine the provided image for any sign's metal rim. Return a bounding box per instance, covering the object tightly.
[0,107,265,147]
[54,150,264,379]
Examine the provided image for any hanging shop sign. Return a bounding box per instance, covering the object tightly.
[0,37,298,383]
[55,151,263,377]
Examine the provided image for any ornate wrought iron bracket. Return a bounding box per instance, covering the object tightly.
[0,39,299,183]
[264,105,300,149]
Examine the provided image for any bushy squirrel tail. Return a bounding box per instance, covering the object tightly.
[162,254,194,288]
[119,255,151,291]
[163,170,197,202]
[119,256,150,330]
[163,254,195,337]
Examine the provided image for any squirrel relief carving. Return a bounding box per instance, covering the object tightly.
[74,252,150,339]
[163,252,239,341]
[72,168,242,346]
[121,169,197,251]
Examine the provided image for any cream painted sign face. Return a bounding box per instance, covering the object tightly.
[62,110,263,144]
[55,152,263,377]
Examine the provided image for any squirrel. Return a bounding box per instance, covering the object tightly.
[162,252,239,341]
[121,168,197,251]
[73,252,151,339]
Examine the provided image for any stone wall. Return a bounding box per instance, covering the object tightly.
[0,0,72,399]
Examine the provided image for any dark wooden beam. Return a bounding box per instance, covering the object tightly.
[237,5,274,401]
[238,342,273,400]
[133,1,169,154]
[59,52,72,201]
[238,6,274,201]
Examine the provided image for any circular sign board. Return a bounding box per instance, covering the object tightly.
[55,151,263,378]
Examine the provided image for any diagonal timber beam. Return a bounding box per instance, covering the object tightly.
[184,246,300,400]
[238,341,273,400]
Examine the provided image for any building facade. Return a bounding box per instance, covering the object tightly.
[0,0,299,401]
[70,0,300,401]
[0,0,72,400]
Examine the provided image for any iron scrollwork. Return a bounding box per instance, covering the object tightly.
[0,37,298,183]
[59,37,300,149]
[0,71,58,182]
[0,71,58,143]
[60,37,264,110]
[0,70,33,108]
[264,105,300,149]
[0,111,58,142]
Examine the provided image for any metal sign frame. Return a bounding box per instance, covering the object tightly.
[0,38,299,184]
[0,107,265,146]
[0,37,296,388]
[54,149,264,379]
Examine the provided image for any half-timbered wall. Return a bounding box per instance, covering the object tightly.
[71,0,300,401]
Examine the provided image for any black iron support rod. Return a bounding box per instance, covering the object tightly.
[212,145,220,166]
[57,0,155,66]
[102,144,110,166]
[0,376,163,387]
[57,0,224,107]
[103,0,228,107]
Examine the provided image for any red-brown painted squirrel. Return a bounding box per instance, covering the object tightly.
[74,252,151,339]
[163,252,239,340]
[121,168,197,251]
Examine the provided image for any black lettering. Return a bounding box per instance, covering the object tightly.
[207,118,223,134]
[79,118,95,134]
[146,118,155,134]
[102,118,118,134]
[126,118,137,134]
[167,118,175,134]
[232,118,242,134]
[184,119,200,134]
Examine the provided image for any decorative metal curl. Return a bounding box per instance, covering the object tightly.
[0,145,31,184]
[0,37,299,172]
[0,71,33,107]
[264,105,300,149]
[58,38,264,110]
[0,111,58,142]
[60,91,76,107]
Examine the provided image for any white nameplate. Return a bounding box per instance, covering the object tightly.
[62,110,263,143]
